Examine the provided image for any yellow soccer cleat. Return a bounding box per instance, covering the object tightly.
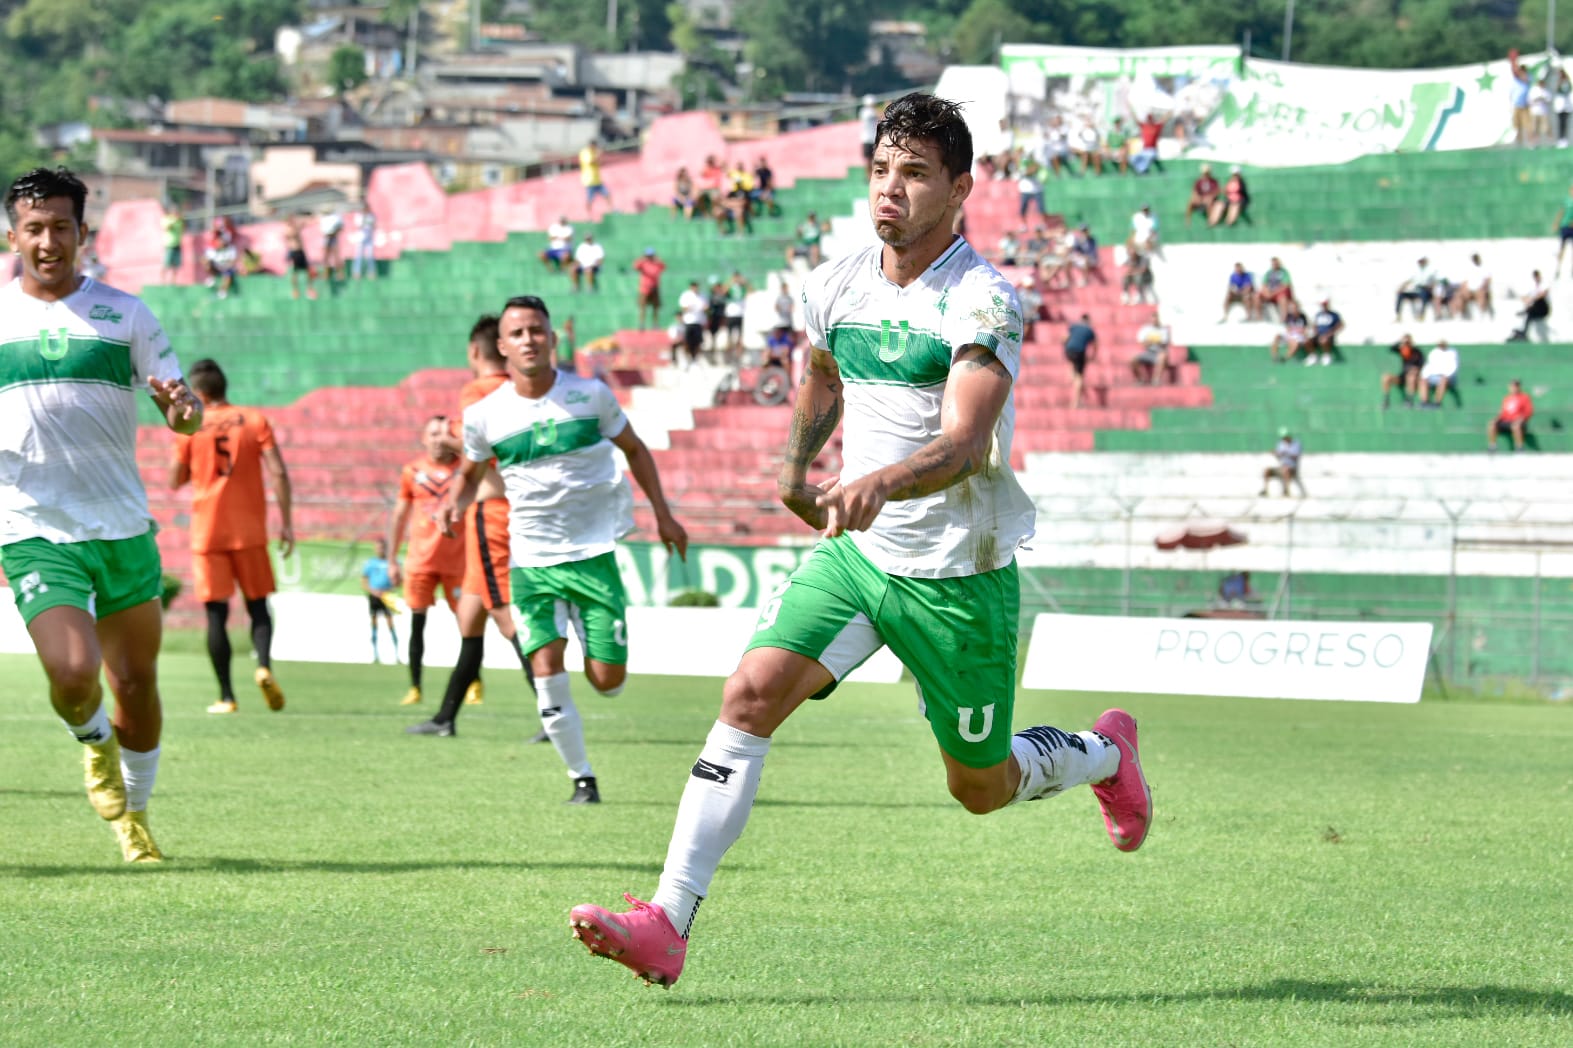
[83,736,126,821]
[112,810,163,863]
[399,686,423,706]
[255,667,286,711]
[464,680,484,705]
[207,699,238,715]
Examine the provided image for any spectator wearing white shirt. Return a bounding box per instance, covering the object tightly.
[1260,427,1306,497]
[1073,118,1102,174]
[541,216,574,271]
[1128,204,1159,257]
[1421,340,1461,407]
[351,205,378,281]
[1394,257,1438,321]
[677,280,708,367]
[1458,254,1493,318]
[1130,313,1173,386]
[1530,75,1554,147]
[1042,115,1071,175]
[572,234,605,292]
[1016,161,1044,220]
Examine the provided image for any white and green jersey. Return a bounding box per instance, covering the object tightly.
[802,238,1036,578]
[0,277,181,545]
[461,369,634,568]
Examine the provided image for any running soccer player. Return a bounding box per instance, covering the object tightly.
[404,316,543,739]
[173,358,294,715]
[2,166,203,862]
[433,295,688,804]
[388,416,467,706]
[569,94,1153,987]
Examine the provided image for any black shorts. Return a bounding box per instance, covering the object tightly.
[367,594,391,617]
[683,323,704,352]
[1495,418,1528,434]
[726,315,744,334]
[1065,350,1087,376]
[289,249,309,272]
[1560,225,1573,244]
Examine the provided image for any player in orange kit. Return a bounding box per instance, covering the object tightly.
[388,416,468,706]
[173,358,294,714]
[406,315,541,738]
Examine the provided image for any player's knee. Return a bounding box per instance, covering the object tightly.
[46,657,101,702]
[947,779,1006,815]
[588,664,626,695]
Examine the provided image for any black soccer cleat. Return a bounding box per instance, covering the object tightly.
[405,719,455,737]
[567,776,600,804]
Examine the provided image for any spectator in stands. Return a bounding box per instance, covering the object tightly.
[1016,275,1044,342]
[1510,49,1533,146]
[320,206,345,282]
[666,309,686,365]
[1132,112,1166,175]
[1458,253,1493,317]
[1308,299,1344,365]
[672,167,698,220]
[773,279,794,334]
[722,271,750,357]
[541,215,573,272]
[1017,159,1044,220]
[1269,303,1309,362]
[1121,246,1154,305]
[1068,224,1102,286]
[1211,167,1250,226]
[858,95,881,177]
[1129,312,1172,386]
[570,234,605,293]
[1064,314,1098,410]
[1421,340,1460,407]
[160,202,184,284]
[720,159,757,234]
[284,212,316,301]
[1186,164,1219,226]
[1103,117,1131,174]
[1259,427,1306,497]
[1393,257,1438,321]
[633,247,666,329]
[1555,67,1573,147]
[1042,115,1071,175]
[998,228,1021,266]
[1074,118,1103,175]
[1530,73,1554,147]
[352,204,377,281]
[678,280,707,368]
[1036,228,1071,290]
[1553,183,1573,277]
[751,156,779,217]
[204,222,238,299]
[1221,262,1258,321]
[580,140,611,217]
[705,275,727,354]
[1509,270,1551,342]
[1258,257,1294,320]
[1128,204,1159,257]
[698,155,725,216]
[1217,571,1256,607]
[1488,379,1534,450]
[786,211,826,269]
[1380,333,1425,409]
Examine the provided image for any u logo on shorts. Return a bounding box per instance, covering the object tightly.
[957,703,995,743]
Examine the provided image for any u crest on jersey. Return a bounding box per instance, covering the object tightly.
[877,318,910,363]
[37,327,69,361]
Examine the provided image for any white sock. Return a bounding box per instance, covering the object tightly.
[536,672,591,779]
[1009,726,1119,805]
[651,721,771,938]
[120,745,160,812]
[65,704,112,745]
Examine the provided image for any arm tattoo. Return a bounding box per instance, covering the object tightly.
[885,434,976,501]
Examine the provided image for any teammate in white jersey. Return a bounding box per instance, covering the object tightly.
[436,294,687,804]
[570,94,1154,987]
[2,167,203,863]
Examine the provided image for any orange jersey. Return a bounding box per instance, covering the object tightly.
[398,454,466,575]
[460,372,508,413]
[176,404,276,553]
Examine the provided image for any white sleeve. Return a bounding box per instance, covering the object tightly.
[596,380,629,440]
[131,299,182,391]
[942,272,1024,379]
[462,405,493,463]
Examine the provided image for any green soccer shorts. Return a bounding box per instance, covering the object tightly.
[510,551,629,665]
[745,535,1020,768]
[2,530,163,626]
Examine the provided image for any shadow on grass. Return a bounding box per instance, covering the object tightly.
[0,788,80,801]
[0,857,673,878]
[661,978,1573,1018]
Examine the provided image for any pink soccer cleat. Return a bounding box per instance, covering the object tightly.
[569,894,687,987]
[1090,708,1153,852]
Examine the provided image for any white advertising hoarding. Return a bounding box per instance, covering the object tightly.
[1022,613,1432,703]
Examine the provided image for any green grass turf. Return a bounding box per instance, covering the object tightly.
[1,650,1570,1047]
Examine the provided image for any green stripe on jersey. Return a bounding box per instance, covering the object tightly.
[0,334,134,393]
[828,321,950,386]
[490,416,606,466]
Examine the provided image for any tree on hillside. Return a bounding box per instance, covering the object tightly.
[736,0,878,98]
[952,0,1043,65]
[329,45,369,94]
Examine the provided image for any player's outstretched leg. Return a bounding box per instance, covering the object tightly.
[569,894,686,987]
[83,734,127,820]
[1089,708,1152,852]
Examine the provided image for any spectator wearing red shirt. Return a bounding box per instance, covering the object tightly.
[633,247,666,330]
[1186,165,1219,226]
[1488,379,1534,451]
[1132,113,1166,174]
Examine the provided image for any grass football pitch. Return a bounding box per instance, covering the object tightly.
[0,648,1569,1047]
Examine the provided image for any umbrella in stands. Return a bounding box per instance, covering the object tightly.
[1154,520,1247,550]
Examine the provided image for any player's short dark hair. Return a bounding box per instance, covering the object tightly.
[426,414,447,428]
[5,166,89,225]
[188,358,227,399]
[468,314,503,364]
[875,93,972,180]
[502,294,551,323]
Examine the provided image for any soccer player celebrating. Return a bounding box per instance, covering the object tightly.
[433,296,687,804]
[173,358,294,714]
[1,166,203,862]
[569,94,1153,986]
[388,416,467,706]
[404,316,542,738]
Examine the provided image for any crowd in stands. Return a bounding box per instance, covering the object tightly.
[668,155,782,236]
